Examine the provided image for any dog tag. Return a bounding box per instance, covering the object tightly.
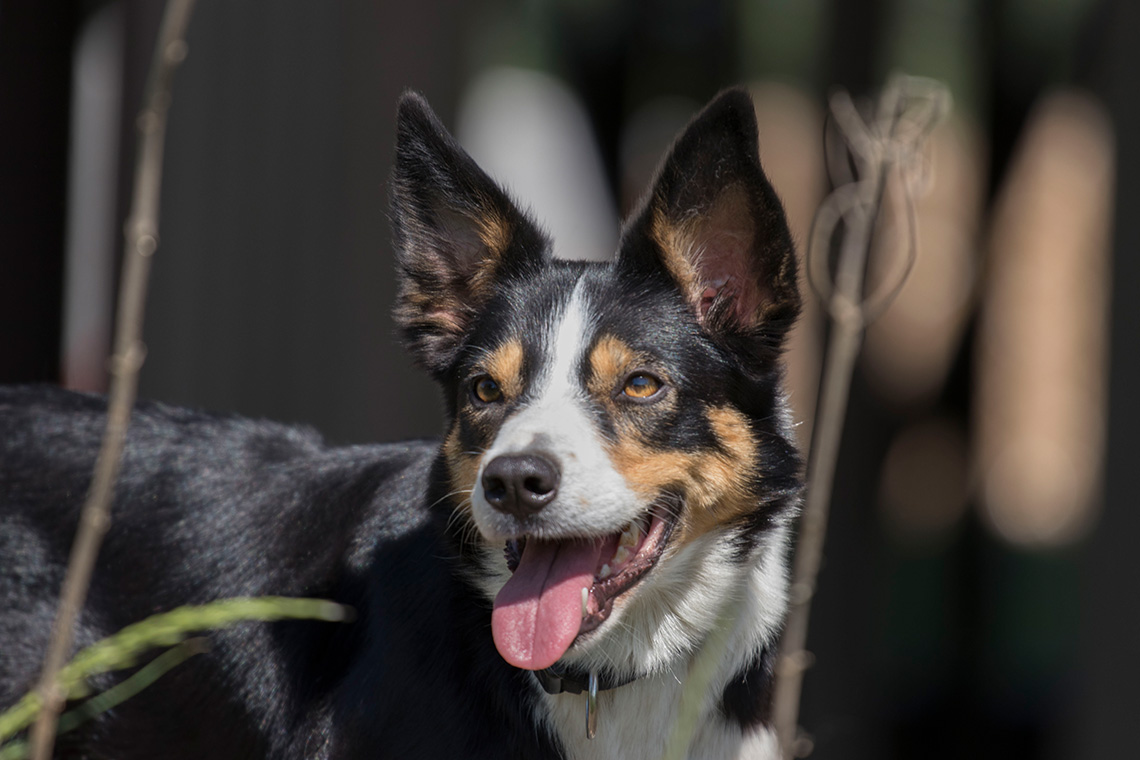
[586,670,598,739]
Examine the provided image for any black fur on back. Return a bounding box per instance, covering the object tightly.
[0,385,560,758]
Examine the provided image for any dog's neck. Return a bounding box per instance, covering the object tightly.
[532,530,790,760]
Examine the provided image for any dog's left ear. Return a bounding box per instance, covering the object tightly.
[390,91,549,375]
[620,88,800,361]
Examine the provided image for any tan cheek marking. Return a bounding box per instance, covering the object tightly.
[608,439,692,501]
[606,405,760,545]
[444,425,482,511]
[708,406,759,470]
[483,338,525,399]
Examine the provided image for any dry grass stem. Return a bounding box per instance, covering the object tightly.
[28,3,198,758]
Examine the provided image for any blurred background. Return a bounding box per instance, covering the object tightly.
[0,1,1136,758]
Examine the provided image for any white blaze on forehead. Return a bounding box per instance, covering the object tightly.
[496,279,592,452]
[542,278,591,401]
[471,278,644,540]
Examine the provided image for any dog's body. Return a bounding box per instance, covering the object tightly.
[0,89,803,759]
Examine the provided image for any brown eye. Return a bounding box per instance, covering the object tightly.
[622,373,661,399]
[473,376,503,403]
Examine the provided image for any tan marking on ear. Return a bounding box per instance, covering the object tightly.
[394,254,477,351]
[604,404,760,545]
[650,185,764,326]
[444,425,481,510]
[650,205,703,300]
[464,204,514,298]
[401,289,468,335]
[483,338,525,399]
[475,203,514,258]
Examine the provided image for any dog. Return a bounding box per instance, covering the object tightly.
[0,87,803,759]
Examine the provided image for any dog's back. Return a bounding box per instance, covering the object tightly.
[0,385,561,758]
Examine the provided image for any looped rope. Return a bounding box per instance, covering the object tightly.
[806,75,951,327]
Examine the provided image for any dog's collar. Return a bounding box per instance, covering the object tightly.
[532,664,638,695]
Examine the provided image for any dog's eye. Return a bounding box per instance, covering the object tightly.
[473,376,503,403]
[622,373,661,399]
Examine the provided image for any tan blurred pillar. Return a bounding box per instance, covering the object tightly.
[975,90,1114,547]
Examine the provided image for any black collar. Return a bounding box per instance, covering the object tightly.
[532,664,639,695]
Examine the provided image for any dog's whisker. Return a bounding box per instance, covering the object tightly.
[446,500,477,533]
[430,488,473,513]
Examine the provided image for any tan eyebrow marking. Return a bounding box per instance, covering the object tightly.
[482,338,525,399]
[587,335,638,398]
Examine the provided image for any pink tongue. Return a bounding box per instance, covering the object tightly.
[492,538,604,670]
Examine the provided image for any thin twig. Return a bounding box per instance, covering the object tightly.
[28,2,197,758]
[773,75,949,759]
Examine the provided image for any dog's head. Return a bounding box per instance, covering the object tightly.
[390,89,802,677]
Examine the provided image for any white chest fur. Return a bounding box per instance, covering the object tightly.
[541,675,779,760]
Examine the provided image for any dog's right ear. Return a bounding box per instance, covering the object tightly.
[390,91,549,375]
[618,89,800,367]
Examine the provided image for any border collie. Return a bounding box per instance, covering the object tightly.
[0,87,803,759]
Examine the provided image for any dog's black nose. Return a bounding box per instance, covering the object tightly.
[481,454,560,519]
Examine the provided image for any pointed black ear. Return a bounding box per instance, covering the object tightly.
[619,88,800,361]
[390,91,549,374]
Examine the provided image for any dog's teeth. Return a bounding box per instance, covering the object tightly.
[613,546,632,567]
[599,563,612,580]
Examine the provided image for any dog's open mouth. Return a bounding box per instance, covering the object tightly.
[490,503,676,671]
